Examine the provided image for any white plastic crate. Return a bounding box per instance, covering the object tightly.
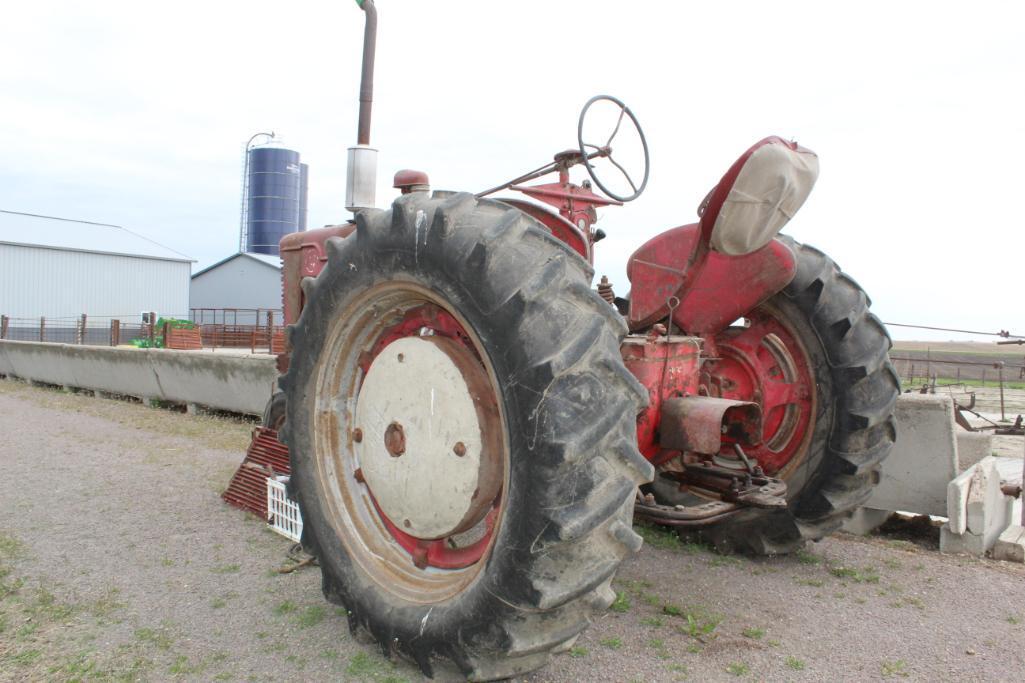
[266,476,303,542]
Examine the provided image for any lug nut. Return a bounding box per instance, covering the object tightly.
[354,467,365,483]
[403,519,411,528]
[352,428,363,443]
[453,441,466,457]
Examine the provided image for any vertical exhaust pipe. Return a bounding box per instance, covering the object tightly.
[346,0,378,212]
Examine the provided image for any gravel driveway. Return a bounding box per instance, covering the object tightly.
[1,377,1023,682]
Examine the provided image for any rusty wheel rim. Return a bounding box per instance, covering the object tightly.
[312,281,509,604]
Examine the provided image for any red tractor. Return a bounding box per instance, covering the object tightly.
[264,2,898,679]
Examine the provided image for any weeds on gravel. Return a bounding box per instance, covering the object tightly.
[273,600,298,615]
[785,656,806,670]
[726,662,749,676]
[600,637,623,649]
[675,609,722,640]
[635,523,683,551]
[640,616,664,628]
[295,605,326,628]
[609,591,631,613]
[881,659,909,678]
[795,549,822,565]
[1007,615,1021,625]
[794,577,824,587]
[741,627,765,640]
[135,626,175,650]
[829,565,880,583]
[211,563,241,574]
[569,646,589,658]
[346,651,408,680]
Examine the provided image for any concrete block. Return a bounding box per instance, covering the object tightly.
[956,431,994,472]
[992,525,1025,563]
[946,465,975,535]
[940,522,986,555]
[865,393,959,517]
[842,507,893,535]
[942,456,1019,557]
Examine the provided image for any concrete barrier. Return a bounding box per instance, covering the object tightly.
[866,393,960,517]
[0,340,277,416]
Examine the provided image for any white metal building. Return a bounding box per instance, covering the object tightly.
[189,252,282,325]
[0,210,193,320]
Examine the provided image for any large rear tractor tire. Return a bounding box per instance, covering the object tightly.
[279,192,652,680]
[663,238,899,554]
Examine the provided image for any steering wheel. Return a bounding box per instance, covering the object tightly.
[577,95,650,202]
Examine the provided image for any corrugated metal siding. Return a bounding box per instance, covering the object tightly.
[189,254,282,322]
[0,243,191,318]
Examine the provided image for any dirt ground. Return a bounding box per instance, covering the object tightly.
[1,378,1024,682]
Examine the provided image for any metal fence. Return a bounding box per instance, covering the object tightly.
[0,309,284,355]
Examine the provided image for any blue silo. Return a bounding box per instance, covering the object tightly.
[245,145,309,255]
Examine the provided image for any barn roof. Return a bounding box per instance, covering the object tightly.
[0,209,193,263]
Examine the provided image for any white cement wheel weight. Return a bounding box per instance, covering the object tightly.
[353,336,501,540]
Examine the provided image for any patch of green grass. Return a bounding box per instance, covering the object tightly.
[346,651,402,679]
[296,605,326,628]
[741,627,765,640]
[1007,615,1021,625]
[160,558,175,567]
[16,622,39,640]
[169,655,205,675]
[599,637,623,649]
[273,600,298,615]
[11,649,42,666]
[569,646,588,658]
[795,577,825,587]
[887,539,919,552]
[662,603,683,617]
[640,616,664,628]
[616,579,653,593]
[641,592,662,607]
[0,533,24,558]
[135,626,175,651]
[795,549,822,565]
[635,522,682,551]
[647,637,665,649]
[786,656,806,670]
[210,597,228,609]
[211,563,241,574]
[829,565,880,583]
[726,662,749,676]
[767,639,781,648]
[883,558,902,569]
[676,609,722,640]
[881,659,909,678]
[90,587,126,617]
[609,591,631,613]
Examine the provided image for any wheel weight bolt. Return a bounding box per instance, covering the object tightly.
[453,441,466,457]
[352,428,363,443]
[354,468,365,483]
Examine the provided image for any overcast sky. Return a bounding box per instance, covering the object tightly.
[2,1,1021,341]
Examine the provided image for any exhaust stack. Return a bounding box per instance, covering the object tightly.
[346,0,378,212]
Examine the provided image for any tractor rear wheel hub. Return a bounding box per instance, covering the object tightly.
[353,335,500,540]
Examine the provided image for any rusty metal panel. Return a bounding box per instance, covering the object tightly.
[221,427,291,520]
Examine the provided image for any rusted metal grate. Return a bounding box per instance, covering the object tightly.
[222,427,291,520]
